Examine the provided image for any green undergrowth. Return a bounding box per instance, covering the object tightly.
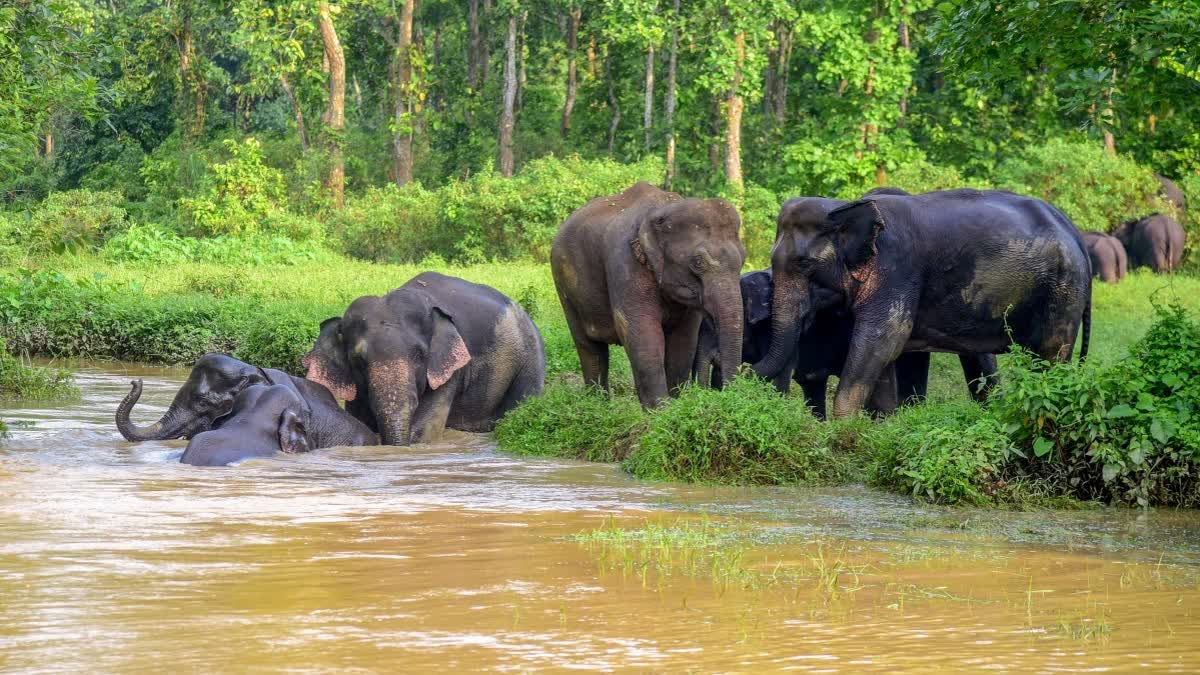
[0,337,78,401]
[493,381,645,462]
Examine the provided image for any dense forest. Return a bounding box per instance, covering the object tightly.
[1,0,1198,263]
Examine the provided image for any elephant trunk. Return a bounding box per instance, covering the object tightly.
[752,270,809,379]
[116,379,190,442]
[368,362,418,446]
[708,278,744,388]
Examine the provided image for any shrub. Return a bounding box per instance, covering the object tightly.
[625,376,859,485]
[0,337,79,401]
[17,189,127,253]
[333,183,447,263]
[994,138,1171,231]
[177,137,288,237]
[102,225,333,266]
[718,182,779,268]
[494,382,646,462]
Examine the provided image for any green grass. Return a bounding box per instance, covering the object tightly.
[493,381,645,462]
[0,338,78,401]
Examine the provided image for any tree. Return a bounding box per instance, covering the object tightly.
[497,1,518,176]
[560,4,581,138]
[390,0,417,185]
[317,0,345,207]
[662,0,679,188]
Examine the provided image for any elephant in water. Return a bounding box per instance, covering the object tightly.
[303,272,545,446]
[1081,231,1128,283]
[116,353,377,449]
[180,384,314,467]
[551,181,746,407]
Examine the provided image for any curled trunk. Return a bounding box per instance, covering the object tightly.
[709,278,744,389]
[752,271,809,379]
[116,379,188,442]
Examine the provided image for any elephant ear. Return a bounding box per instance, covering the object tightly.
[827,199,888,269]
[427,307,472,390]
[634,211,667,281]
[277,409,310,454]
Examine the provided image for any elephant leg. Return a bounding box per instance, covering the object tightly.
[409,375,461,444]
[771,349,798,395]
[865,362,900,418]
[832,305,913,419]
[625,315,669,407]
[665,312,703,394]
[960,353,998,402]
[799,377,828,420]
[345,398,379,433]
[894,352,930,404]
[562,301,610,392]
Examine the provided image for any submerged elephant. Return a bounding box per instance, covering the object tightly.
[117,353,377,448]
[551,182,746,407]
[695,269,997,418]
[303,271,545,446]
[1111,214,1185,274]
[753,190,1091,418]
[1081,231,1128,283]
[180,384,313,467]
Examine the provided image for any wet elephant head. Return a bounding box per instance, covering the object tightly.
[116,353,270,442]
[179,384,312,467]
[304,292,471,445]
[637,196,747,387]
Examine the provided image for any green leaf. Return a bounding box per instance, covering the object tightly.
[1033,436,1053,457]
[1136,392,1157,411]
[1150,419,1171,444]
[1129,446,1145,465]
[1102,463,1120,482]
[1107,404,1137,418]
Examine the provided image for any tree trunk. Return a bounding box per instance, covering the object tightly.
[498,11,517,177]
[175,4,205,142]
[643,45,654,154]
[481,0,492,85]
[663,0,679,189]
[774,24,792,125]
[897,14,910,116]
[431,26,443,111]
[516,10,527,112]
[606,50,621,154]
[393,0,416,187]
[724,31,745,188]
[709,96,721,176]
[279,72,308,151]
[1102,69,1117,157]
[561,5,580,138]
[44,129,54,160]
[317,0,345,208]
[467,0,481,89]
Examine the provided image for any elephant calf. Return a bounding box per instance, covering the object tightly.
[303,272,546,446]
[1111,214,1186,274]
[1081,231,1128,283]
[180,384,313,467]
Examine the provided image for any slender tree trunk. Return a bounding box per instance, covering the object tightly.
[587,34,598,79]
[774,24,792,126]
[897,14,910,116]
[44,129,54,160]
[498,11,517,177]
[724,31,745,188]
[643,45,654,154]
[393,0,416,186]
[709,97,721,177]
[467,0,481,89]
[481,0,492,85]
[279,72,308,151]
[317,0,345,207]
[431,26,443,111]
[1103,69,1117,157]
[663,0,679,189]
[561,5,580,138]
[175,4,205,141]
[606,50,621,154]
[516,10,527,112]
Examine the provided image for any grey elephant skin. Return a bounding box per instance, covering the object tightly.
[1111,214,1186,274]
[117,353,378,448]
[303,271,546,446]
[696,270,997,419]
[1081,231,1128,283]
[551,182,746,407]
[753,189,1092,419]
[180,384,314,467]
[1156,174,1187,214]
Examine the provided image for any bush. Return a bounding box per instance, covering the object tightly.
[994,138,1171,231]
[494,382,646,462]
[177,137,289,237]
[102,225,333,266]
[719,182,779,268]
[333,184,447,263]
[16,189,127,253]
[0,337,79,401]
[625,376,860,485]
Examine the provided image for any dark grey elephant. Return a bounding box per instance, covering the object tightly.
[695,269,997,419]
[753,190,1092,418]
[180,384,313,467]
[303,272,545,446]
[1156,175,1187,215]
[1111,214,1186,273]
[117,353,377,448]
[1081,231,1128,283]
[551,182,746,407]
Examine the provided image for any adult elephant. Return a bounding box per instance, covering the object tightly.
[1081,231,1128,283]
[1111,214,1185,274]
[303,272,545,446]
[753,190,1091,418]
[180,384,313,467]
[1156,174,1187,215]
[551,182,746,407]
[117,353,378,448]
[695,270,997,418]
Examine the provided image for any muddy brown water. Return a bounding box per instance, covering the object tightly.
[1,362,1199,671]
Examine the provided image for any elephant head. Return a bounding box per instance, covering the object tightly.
[636,196,747,387]
[179,384,312,467]
[753,196,886,379]
[116,353,270,442]
[303,292,471,445]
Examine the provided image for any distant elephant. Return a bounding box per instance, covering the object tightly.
[752,190,1091,418]
[1111,214,1186,273]
[303,272,545,446]
[117,353,378,448]
[1156,175,1187,214]
[180,384,313,467]
[551,182,746,407]
[695,270,997,418]
[1081,231,1128,283]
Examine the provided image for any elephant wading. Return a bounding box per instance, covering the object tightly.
[303,272,546,446]
[1111,214,1186,274]
[695,270,997,419]
[551,182,746,407]
[180,384,314,467]
[1082,231,1128,283]
[753,189,1092,418]
[116,353,377,448]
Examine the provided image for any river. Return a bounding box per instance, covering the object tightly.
[1,362,1198,671]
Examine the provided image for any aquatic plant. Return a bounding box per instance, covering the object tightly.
[0,337,78,401]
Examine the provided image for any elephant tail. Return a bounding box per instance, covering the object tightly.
[1078,290,1091,364]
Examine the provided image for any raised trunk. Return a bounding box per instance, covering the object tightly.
[498,11,517,177]
[643,44,654,153]
[663,0,679,188]
[116,379,187,442]
[317,0,345,208]
[724,32,745,187]
[560,6,580,138]
[393,0,416,187]
[752,271,809,378]
[710,280,744,389]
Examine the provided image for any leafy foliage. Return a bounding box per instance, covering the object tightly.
[0,337,78,401]
[17,190,128,254]
[494,381,646,463]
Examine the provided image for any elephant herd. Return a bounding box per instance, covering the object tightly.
[117,179,1119,466]
[1081,176,1188,284]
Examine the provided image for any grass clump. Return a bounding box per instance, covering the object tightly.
[494,381,645,462]
[625,376,861,485]
[0,338,78,401]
